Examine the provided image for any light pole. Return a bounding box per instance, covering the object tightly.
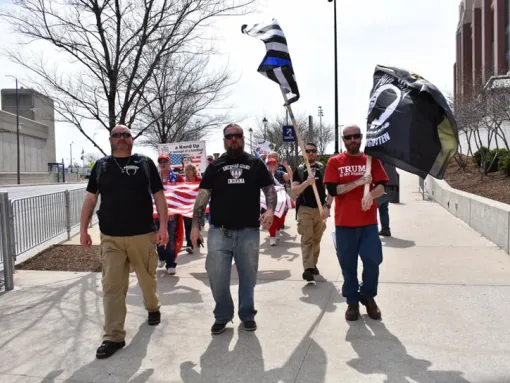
[318,106,324,153]
[249,128,253,152]
[5,75,20,184]
[69,141,73,168]
[262,117,268,141]
[328,0,339,154]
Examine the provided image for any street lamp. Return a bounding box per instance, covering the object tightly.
[328,0,339,154]
[5,75,20,184]
[69,141,74,167]
[318,106,324,152]
[248,128,253,152]
[262,117,268,141]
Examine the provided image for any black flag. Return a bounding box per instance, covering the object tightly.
[364,65,459,179]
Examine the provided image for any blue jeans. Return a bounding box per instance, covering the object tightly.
[206,225,260,323]
[155,218,178,269]
[378,201,390,230]
[335,225,383,304]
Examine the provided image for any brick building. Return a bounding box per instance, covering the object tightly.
[454,0,509,102]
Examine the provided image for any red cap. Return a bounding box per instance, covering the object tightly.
[158,154,169,162]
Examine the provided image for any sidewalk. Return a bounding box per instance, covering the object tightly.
[1,171,510,382]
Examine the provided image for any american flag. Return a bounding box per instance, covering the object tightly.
[153,183,294,219]
[260,185,295,218]
[169,152,202,169]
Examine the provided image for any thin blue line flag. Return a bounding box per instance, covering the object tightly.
[241,19,300,104]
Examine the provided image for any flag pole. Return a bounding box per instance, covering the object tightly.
[363,155,372,196]
[280,87,323,218]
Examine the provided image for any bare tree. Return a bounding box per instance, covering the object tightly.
[135,51,234,148]
[452,75,510,176]
[0,0,254,155]
[313,123,335,156]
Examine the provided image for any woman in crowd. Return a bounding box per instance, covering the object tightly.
[266,157,292,246]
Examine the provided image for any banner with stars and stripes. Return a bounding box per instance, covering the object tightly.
[158,140,208,173]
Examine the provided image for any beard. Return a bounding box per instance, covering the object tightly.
[111,142,133,153]
[346,142,361,155]
[224,142,245,158]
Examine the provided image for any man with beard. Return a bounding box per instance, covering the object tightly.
[324,124,389,321]
[292,142,332,282]
[80,124,169,359]
[190,124,277,335]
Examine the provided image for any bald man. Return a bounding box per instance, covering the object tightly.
[80,124,169,359]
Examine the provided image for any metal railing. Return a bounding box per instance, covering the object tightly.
[1,187,97,292]
[1,193,14,291]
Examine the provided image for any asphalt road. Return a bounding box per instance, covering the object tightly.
[0,183,87,200]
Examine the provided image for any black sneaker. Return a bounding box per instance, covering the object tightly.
[148,311,161,326]
[243,320,257,331]
[211,322,227,335]
[379,228,391,237]
[312,267,320,275]
[302,268,315,282]
[96,340,126,359]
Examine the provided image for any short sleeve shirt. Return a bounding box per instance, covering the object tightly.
[323,153,388,227]
[199,152,274,229]
[292,162,326,208]
[86,154,163,236]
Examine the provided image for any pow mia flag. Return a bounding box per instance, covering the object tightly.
[364,65,459,179]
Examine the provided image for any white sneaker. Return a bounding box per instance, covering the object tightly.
[158,260,165,268]
[269,237,277,246]
[167,267,176,275]
[276,230,281,240]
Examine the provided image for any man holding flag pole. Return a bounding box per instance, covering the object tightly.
[324,125,388,321]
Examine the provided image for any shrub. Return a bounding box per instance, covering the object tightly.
[473,147,508,173]
[473,146,489,168]
[499,153,510,177]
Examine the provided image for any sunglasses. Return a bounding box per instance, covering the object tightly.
[111,132,132,138]
[305,149,317,153]
[343,133,362,140]
[158,160,169,164]
[224,133,243,140]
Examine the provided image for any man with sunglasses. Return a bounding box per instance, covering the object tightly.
[190,124,277,335]
[324,124,389,322]
[292,143,332,282]
[80,124,169,359]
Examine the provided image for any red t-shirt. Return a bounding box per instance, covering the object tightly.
[323,153,389,227]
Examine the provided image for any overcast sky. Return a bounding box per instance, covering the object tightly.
[0,0,459,163]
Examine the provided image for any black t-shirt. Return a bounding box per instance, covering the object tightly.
[292,162,326,208]
[199,152,274,229]
[86,154,164,236]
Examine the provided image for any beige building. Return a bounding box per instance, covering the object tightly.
[0,88,57,185]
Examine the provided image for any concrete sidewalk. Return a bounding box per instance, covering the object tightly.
[1,171,510,383]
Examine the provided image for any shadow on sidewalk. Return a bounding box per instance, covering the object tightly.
[180,315,328,383]
[126,275,203,307]
[62,323,155,383]
[189,269,291,287]
[381,236,415,249]
[346,319,472,383]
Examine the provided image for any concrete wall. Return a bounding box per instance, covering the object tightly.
[425,176,510,254]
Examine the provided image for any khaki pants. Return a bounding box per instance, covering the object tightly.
[100,232,160,342]
[297,206,326,270]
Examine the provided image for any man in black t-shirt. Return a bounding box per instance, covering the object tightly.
[80,125,169,360]
[292,142,333,282]
[190,124,277,335]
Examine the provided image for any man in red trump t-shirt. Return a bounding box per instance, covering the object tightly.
[324,124,389,322]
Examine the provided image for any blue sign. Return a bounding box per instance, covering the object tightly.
[282,125,296,142]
